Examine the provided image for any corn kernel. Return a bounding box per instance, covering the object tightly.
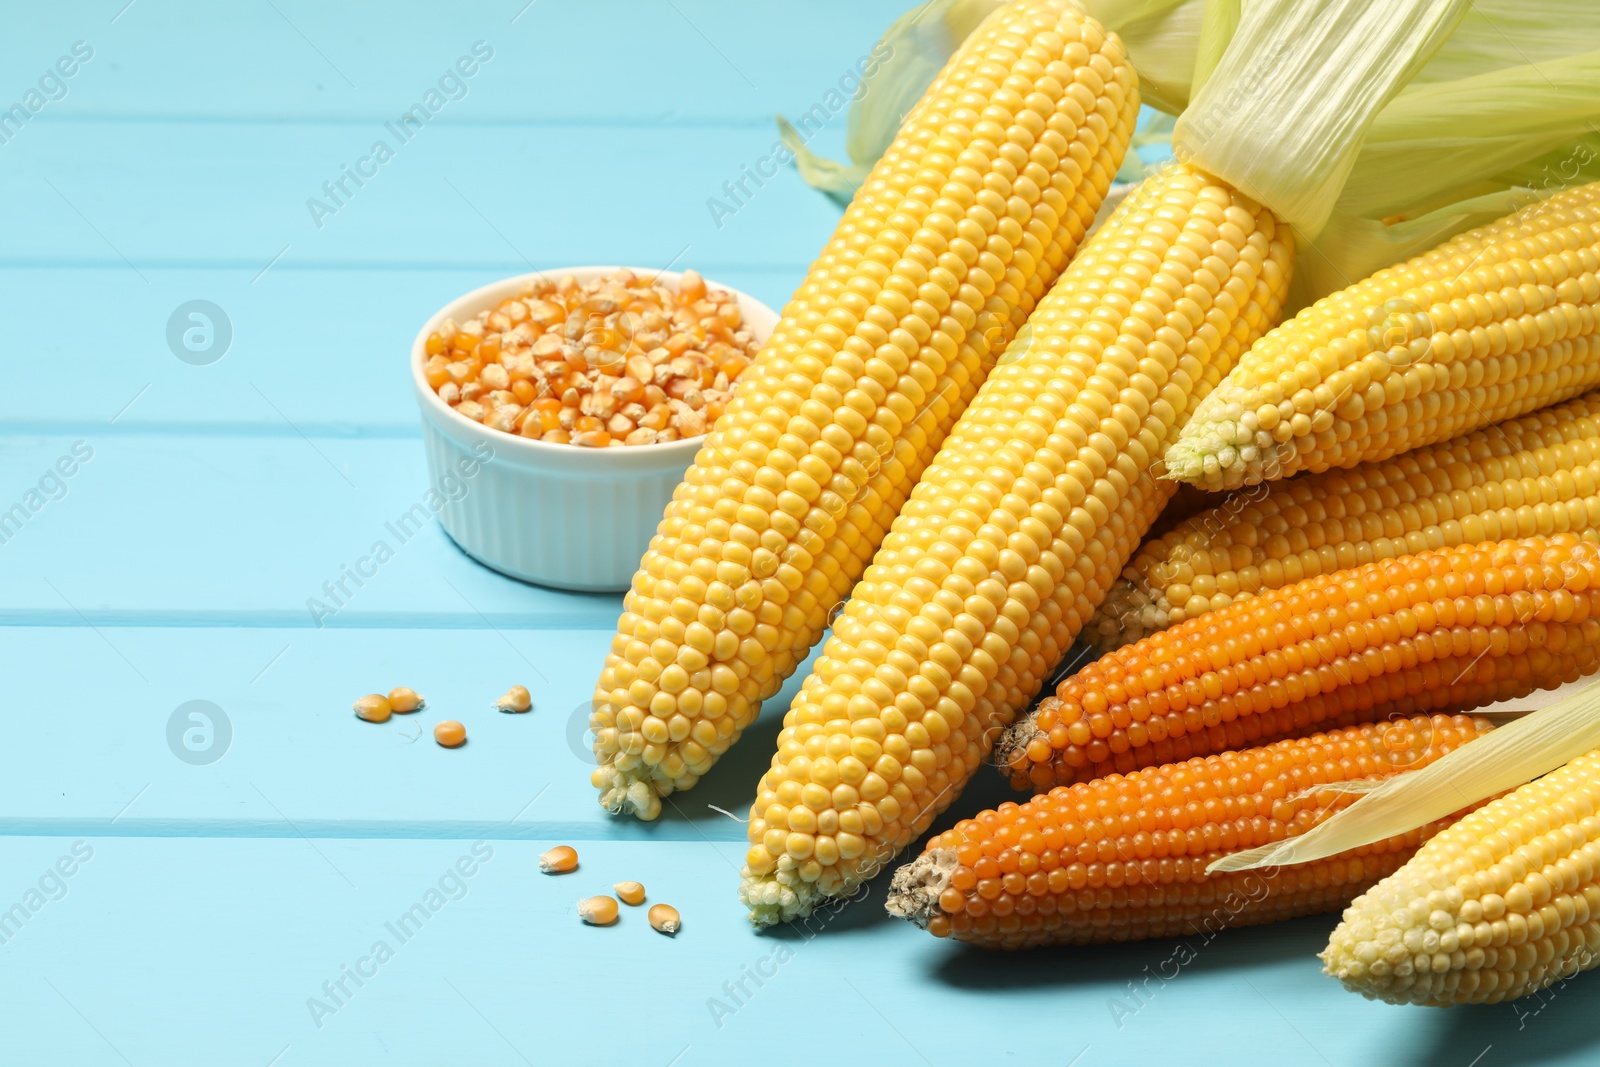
[353,694,391,723]
[495,685,532,713]
[648,902,681,936]
[579,895,619,926]
[425,269,760,447]
[387,687,424,713]
[433,720,467,748]
[539,845,578,874]
[613,880,646,905]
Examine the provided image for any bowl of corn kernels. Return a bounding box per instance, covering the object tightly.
[412,266,777,592]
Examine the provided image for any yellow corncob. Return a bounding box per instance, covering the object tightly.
[738,162,1294,923]
[1323,747,1600,1006]
[1091,390,1600,649]
[590,0,1139,819]
[1166,180,1600,491]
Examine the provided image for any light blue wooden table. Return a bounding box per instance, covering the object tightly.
[1,3,1587,1064]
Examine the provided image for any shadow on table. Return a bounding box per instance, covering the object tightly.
[927,912,1331,991]
[1411,978,1599,1067]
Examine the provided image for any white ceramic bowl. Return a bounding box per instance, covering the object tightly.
[412,267,779,592]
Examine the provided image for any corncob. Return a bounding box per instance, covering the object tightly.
[887,714,1493,949]
[590,0,1140,818]
[1091,390,1600,650]
[738,161,1294,923]
[1166,180,1600,491]
[1324,746,1600,1005]
[999,535,1600,793]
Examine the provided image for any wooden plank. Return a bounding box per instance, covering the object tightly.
[0,836,1563,1067]
[2,121,842,271]
[0,0,905,121]
[0,434,623,624]
[0,267,803,430]
[0,624,823,835]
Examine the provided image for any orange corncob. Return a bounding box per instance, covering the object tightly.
[998,534,1600,793]
[888,715,1493,949]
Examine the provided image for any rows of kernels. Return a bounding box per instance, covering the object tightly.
[590,0,1141,820]
[736,161,1294,923]
[424,269,759,447]
[1002,535,1600,792]
[1091,390,1600,649]
[898,715,1491,949]
[1324,747,1600,1005]
[1167,180,1600,490]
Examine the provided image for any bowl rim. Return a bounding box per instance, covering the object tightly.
[411,265,777,463]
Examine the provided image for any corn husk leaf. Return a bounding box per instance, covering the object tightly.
[1083,0,1203,114]
[776,0,1007,205]
[1209,678,1600,874]
[1173,0,1473,238]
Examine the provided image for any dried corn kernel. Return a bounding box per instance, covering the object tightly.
[495,685,532,713]
[613,881,646,905]
[433,720,467,748]
[648,903,681,935]
[539,845,578,874]
[579,895,619,926]
[353,694,391,723]
[427,269,761,447]
[387,687,425,714]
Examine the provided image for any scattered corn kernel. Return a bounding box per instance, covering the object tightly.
[433,720,467,748]
[539,845,578,873]
[353,694,392,723]
[648,903,680,936]
[579,895,619,926]
[426,269,761,447]
[387,687,425,713]
[495,685,532,713]
[613,880,646,906]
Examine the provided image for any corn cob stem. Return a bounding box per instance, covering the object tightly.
[1091,390,1600,650]
[1000,535,1600,793]
[737,161,1294,923]
[1324,746,1600,1005]
[888,714,1492,949]
[590,0,1139,819]
[1166,180,1600,491]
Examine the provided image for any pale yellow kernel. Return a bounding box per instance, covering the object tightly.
[579,895,619,926]
[495,685,533,713]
